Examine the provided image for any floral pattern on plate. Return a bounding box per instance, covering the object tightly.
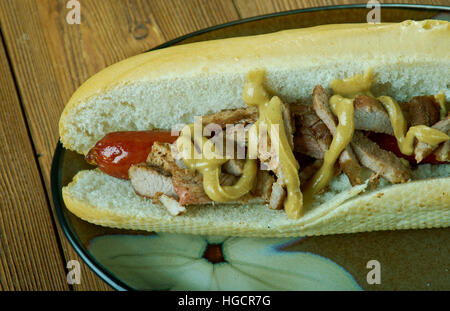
[89,233,362,290]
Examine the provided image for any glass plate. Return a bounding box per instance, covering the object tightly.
[51,4,450,291]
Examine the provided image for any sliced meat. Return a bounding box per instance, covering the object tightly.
[251,169,275,201]
[129,163,177,198]
[351,131,411,184]
[146,142,180,174]
[173,166,274,206]
[259,101,297,209]
[281,102,295,149]
[415,115,450,163]
[143,142,211,205]
[311,86,338,134]
[401,96,441,127]
[201,107,258,128]
[223,159,245,176]
[145,138,273,206]
[257,116,284,172]
[292,102,332,159]
[237,169,275,204]
[293,128,329,159]
[158,194,186,216]
[172,166,241,205]
[219,173,240,186]
[353,95,394,135]
[298,159,322,184]
[269,179,286,210]
[311,85,364,185]
[146,142,271,205]
[131,161,272,213]
[171,170,212,205]
[311,88,393,135]
[434,141,450,162]
[338,147,363,186]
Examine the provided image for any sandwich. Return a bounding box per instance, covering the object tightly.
[59,20,449,237]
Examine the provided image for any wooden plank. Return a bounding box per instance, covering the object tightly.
[147,0,240,40]
[0,0,120,291]
[2,0,444,291]
[0,0,240,290]
[0,0,240,195]
[0,0,164,187]
[0,34,69,291]
[233,0,444,18]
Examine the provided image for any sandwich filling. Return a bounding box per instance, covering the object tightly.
[86,69,450,219]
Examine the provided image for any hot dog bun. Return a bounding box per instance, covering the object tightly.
[59,20,450,237]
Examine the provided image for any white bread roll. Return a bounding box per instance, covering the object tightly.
[59,20,450,237]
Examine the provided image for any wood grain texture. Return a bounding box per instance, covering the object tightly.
[0,0,447,291]
[146,0,240,40]
[0,0,240,291]
[0,35,69,291]
[233,0,446,18]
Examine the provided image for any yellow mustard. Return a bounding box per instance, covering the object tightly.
[302,95,355,204]
[304,69,449,200]
[176,70,303,218]
[377,96,449,155]
[435,91,448,120]
[301,71,372,201]
[330,69,374,98]
[243,70,303,219]
[176,124,257,202]
[176,67,449,217]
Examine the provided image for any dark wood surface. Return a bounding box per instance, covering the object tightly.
[0,0,447,291]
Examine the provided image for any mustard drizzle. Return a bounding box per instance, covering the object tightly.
[175,68,449,216]
[302,95,355,204]
[303,69,449,201]
[377,96,449,155]
[176,124,257,202]
[243,70,303,219]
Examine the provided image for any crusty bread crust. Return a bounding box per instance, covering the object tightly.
[58,20,450,236]
[63,170,449,237]
[59,20,449,154]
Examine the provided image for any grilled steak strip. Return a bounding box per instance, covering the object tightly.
[353,95,394,135]
[351,131,411,184]
[401,96,441,127]
[252,169,275,202]
[281,102,295,149]
[139,142,274,206]
[129,163,177,198]
[292,102,332,159]
[414,115,450,163]
[434,140,450,162]
[269,179,286,210]
[146,142,216,205]
[171,170,213,205]
[201,107,258,128]
[133,90,441,210]
[311,86,364,185]
[173,168,274,206]
[146,142,180,174]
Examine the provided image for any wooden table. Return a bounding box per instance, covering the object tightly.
[0,0,446,291]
